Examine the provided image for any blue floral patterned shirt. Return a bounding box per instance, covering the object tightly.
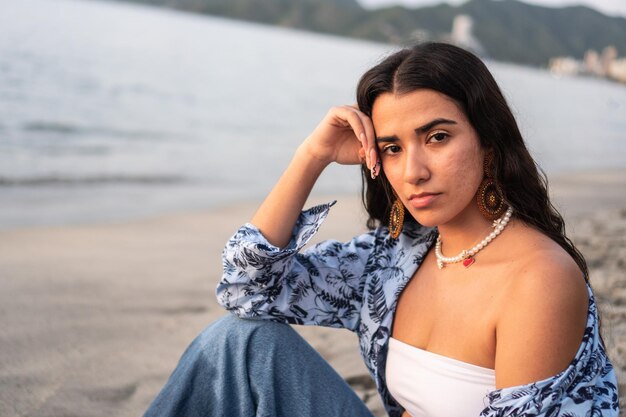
[216,202,619,417]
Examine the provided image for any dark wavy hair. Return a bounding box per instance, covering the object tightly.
[356,42,589,280]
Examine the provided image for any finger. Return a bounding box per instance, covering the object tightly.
[360,133,370,168]
[349,104,376,144]
[358,147,366,164]
[361,114,377,168]
[340,108,370,167]
[351,108,377,171]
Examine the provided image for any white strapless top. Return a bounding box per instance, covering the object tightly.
[386,337,496,417]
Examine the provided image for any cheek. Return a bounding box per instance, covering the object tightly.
[381,158,403,188]
[440,146,484,192]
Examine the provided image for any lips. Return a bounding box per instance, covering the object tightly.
[408,192,441,209]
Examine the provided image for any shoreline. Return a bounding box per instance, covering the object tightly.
[1,167,625,233]
[0,169,624,416]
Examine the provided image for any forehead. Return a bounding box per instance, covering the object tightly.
[371,89,466,132]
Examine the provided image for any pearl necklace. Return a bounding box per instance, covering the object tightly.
[435,207,513,269]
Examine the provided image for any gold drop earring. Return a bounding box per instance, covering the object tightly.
[476,152,507,220]
[389,196,405,239]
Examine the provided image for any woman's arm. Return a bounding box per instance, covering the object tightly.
[494,250,588,389]
[216,105,380,329]
[250,105,377,248]
[218,217,379,330]
[481,253,619,416]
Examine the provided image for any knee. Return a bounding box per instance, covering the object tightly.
[193,314,300,353]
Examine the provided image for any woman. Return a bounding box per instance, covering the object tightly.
[144,43,619,417]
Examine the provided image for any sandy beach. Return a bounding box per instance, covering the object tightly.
[0,169,624,417]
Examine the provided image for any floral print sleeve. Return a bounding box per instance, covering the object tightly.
[216,202,377,331]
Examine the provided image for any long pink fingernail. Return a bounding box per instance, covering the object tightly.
[370,160,380,179]
[361,133,370,168]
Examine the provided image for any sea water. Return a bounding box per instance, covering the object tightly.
[1,0,625,228]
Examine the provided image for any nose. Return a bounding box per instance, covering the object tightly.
[403,146,430,184]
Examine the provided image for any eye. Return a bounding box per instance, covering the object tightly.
[427,131,449,144]
[382,144,401,155]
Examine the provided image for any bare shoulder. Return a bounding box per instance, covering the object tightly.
[503,223,588,310]
[494,222,589,389]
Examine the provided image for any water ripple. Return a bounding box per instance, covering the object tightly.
[0,174,187,187]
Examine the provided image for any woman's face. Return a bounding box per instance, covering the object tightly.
[372,89,485,228]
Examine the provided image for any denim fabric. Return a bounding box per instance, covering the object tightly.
[143,315,374,417]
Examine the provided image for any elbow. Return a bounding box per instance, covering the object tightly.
[215,279,257,319]
[215,279,236,311]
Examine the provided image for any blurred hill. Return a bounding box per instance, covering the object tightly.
[109,0,626,66]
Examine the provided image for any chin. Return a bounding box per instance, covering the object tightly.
[406,210,444,228]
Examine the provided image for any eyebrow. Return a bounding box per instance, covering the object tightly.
[376,118,458,143]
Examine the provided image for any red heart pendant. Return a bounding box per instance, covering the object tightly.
[463,257,475,268]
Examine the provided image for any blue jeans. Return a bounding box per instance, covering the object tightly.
[143,315,375,417]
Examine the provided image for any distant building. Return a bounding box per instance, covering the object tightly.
[549,45,626,84]
[601,46,618,72]
[447,15,485,56]
[583,49,603,76]
[608,58,626,83]
[549,57,580,76]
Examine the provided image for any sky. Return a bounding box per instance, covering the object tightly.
[358,0,626,18]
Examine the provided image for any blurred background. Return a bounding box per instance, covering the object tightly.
[0,0,624,416]
[1,0,625,228]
